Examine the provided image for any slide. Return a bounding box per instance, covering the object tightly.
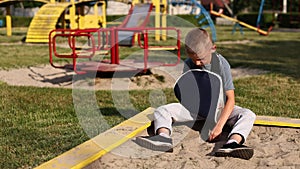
[117,3,153,46]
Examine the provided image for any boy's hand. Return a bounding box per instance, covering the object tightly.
[207,90,235,142]
[208,125,223,141]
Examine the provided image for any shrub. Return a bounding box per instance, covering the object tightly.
[0,16,32,27]
[237,12,275,29]
[277,13,300,28]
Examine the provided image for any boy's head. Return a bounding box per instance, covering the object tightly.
[185,28,216,67]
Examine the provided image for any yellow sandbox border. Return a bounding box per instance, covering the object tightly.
[35,108,299,169]
[255,115,300,128]
[35,107,155,169]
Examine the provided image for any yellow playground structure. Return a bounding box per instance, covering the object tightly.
[0,0,168,43]
[0,0,107,42]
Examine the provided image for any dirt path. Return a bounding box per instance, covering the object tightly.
[0,65,266,90]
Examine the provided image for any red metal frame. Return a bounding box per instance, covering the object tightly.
[49,28,113,74]
[49,29,95,74]
[115,27,181,71]
[138,27,181,67]
[49,26,181,74]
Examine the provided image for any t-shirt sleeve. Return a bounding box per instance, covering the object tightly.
[219,55,235,91]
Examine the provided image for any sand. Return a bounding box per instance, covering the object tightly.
[85,126,300,169]
[0,65,299,168]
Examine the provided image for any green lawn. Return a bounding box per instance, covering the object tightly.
[0,26,299,168]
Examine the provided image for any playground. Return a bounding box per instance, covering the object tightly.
[0,0,300,169]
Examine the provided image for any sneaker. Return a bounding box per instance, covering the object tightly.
[215,142,254,160]
[135,135,173,152]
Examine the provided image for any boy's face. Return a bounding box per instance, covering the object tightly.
[187,48,213,67]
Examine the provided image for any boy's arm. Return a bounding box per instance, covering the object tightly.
[208,89,235,141]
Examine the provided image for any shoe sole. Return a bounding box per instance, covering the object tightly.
[135,137,173,153]
[215,148,254,160]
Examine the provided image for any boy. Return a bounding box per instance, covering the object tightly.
[136,28,256,160]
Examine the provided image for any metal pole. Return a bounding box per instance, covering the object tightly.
[283,0,287,13]
[6,6,12,36]
[257,0,265,28]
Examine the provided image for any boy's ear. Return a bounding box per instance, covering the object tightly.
[211,45,217,52]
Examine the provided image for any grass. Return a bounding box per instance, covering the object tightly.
[1,84,84,168]
[0,25,299,168]
[0,84,175,168]
[0,28,28,43]
[216,31,300,79]
[234,74,299,118]
[0,44,49,69]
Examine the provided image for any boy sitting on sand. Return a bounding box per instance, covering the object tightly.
[136,28,256,160]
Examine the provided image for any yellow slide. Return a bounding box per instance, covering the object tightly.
[25,2,71,43]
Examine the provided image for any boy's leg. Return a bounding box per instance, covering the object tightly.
[226,105,256,144]
[154,103,196,135]
[136,103,195,152]
[215,105,256,160]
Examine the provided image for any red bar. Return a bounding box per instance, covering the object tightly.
[143,30,148,72]
[110,27,116,64]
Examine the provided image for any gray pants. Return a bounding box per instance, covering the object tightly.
[154,103,256,144]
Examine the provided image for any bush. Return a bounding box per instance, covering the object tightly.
[237,12,274,29]
[0,16,32,27]
[277,13,300,28]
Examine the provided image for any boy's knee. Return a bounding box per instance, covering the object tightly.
[244,109,256,122]
[154,103,179,117]
[154,105,171,120]
[154,105,166,115]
